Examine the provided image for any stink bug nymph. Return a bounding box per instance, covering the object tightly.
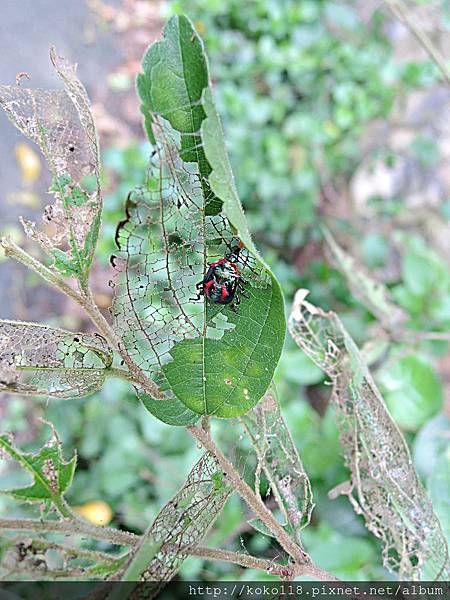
[192,241,249,310]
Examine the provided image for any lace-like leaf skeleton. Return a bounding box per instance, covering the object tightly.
[111,16,286,420]
[0,48,102,286]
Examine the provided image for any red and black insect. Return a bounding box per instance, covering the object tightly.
[193,241,249,310]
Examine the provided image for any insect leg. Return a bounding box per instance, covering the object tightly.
[190,281,205,301]
[230,293,241,312]
[237,279,250,298]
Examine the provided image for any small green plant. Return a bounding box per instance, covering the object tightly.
[0,14,448,590]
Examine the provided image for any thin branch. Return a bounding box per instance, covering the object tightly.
[82,290,163,400]
[107,367,136,382]
[0,518,139,547]
[0,237,163,400]
[383,0,450,86]
[189,424,339,581]
[6,535,120,564]
[188,425,304,564]
[0,237,86,307]
[190,546,289,575]
[4,567,89,580]
[402,330,450,342]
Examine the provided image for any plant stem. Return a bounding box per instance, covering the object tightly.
[0,237,163,399]
[188,425,307,565]
[190,546,289,575]
[5,567,90,580]
[107,367,136,382]
[82,290,161,394]
[54,496,79,520]
[383,0,450,86]
[0,518,139,547]
[0,237,85,306]
[6,536,119,564]
[188,425,338,581]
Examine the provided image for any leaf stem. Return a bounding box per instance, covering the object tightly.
[0,518,139,547]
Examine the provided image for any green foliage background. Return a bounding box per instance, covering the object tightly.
[1,0,449,581]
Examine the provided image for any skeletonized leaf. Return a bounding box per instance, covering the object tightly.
[112,15,285,421]
[115,452,231,598]
[0,320,113,398]
[0,423,76,504]
[323,228,407,329]
[0,48,101,283]
[242,386,314,544]
[288,289,449,580]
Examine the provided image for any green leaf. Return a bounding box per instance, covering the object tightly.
[113,15,285,419]
[137,15,220,215]
[403,252,437,297]
[400,235,450,299]
[51,248,81,278]
[413,415,450,480]
[0,320,113,399]
[201,86,260,258]
[161,282,284,417]
[0,424,76,506]
[139,388,199,427]
[428,448,450,544]
[302,523,376,577]
[248,517,275,539]
[379,355,443,432]
[278,349,324,386]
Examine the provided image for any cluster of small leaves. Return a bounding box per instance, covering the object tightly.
[0,48,101,286]
[242,386,314,544]
[288,290,449,580]
[0,320,113,398]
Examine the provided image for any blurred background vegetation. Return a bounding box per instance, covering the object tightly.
[0,0,449,581]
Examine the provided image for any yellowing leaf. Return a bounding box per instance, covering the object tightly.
[14,143,41,183]
[74,500,113,525]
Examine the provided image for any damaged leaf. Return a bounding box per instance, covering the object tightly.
[0,48,102,285]
[0,423,76,507]
[242,386,314,544]
[112,16,285,420]
[116,452,232,597]
[0,320,113,398]
[288,289,449,580]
